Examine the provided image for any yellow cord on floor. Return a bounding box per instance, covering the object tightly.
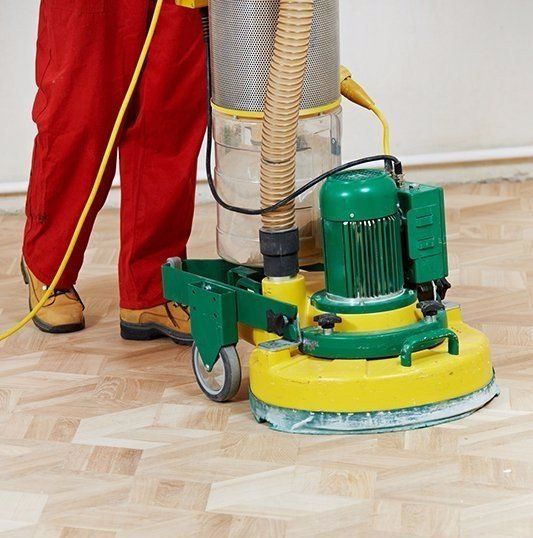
[0,0,164,342]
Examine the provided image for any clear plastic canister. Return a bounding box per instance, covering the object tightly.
[214,107,343,267]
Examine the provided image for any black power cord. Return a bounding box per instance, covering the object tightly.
[200,9,403,217]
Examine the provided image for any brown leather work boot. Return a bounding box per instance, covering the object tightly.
[21,259,85,334]
[120,302,193,346]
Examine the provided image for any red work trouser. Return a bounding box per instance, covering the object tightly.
[23,0,206,309]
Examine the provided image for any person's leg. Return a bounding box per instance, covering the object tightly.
[23,0,150,289]
[118,2,206,311]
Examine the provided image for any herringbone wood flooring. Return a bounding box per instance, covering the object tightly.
[0,181,532,537]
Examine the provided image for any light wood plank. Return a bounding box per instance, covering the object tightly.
[0,181,532,536]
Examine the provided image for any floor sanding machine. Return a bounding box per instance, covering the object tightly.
[164,0,499,433]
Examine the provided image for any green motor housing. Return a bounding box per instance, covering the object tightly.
[320,169,404,302]
[314,169,449,314]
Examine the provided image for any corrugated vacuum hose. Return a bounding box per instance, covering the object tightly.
[260,0,315,231]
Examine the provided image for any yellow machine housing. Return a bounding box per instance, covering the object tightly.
[247,277,497,434]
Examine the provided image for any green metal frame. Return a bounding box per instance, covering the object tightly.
[300,309,449,360]
[311,288,417,315]
[162,260,298,369]
[161,181,454,370]
[400,328,459,367]
[163,260,457,369]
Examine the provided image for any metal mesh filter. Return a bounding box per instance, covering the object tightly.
[209,0,340,112]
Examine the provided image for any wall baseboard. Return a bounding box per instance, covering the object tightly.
[1,146,532,214]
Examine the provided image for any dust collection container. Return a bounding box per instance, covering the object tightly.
[209,0,342,266]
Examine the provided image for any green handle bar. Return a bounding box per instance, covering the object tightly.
[400,328,459,367]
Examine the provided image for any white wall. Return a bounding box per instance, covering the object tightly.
[342,0,533,156]
[0,1,40,185]
[0,0,532,193]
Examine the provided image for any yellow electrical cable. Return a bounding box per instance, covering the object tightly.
[0,0,164,342]
[339,66,391,155]
[370,105,391,155]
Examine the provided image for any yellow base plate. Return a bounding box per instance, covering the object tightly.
[250,378,498,434]
[249,305,495,416]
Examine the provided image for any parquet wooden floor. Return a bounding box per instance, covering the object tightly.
[0,180,532,537]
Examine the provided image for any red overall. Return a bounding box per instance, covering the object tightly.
[23,0,206,309]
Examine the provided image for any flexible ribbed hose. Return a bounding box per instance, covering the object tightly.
[260,0,314,230]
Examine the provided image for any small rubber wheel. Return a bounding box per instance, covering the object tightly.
[192,344,241,402]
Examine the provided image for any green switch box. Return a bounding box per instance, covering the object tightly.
[398,182,449,285]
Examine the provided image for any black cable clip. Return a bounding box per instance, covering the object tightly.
[435,278,452,300]
[417,300,445,318]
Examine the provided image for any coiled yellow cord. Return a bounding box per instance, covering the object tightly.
[0,0,164,342]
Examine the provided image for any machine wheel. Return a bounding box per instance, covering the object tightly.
[192,344,241,403]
